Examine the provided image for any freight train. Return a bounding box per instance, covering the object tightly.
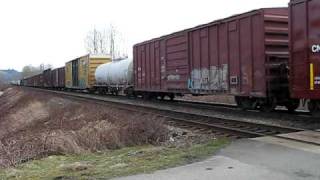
[20,0,320,116]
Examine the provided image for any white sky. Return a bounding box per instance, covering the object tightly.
[0,0,289,71]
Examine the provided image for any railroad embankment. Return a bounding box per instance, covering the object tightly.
[0,87,228,179]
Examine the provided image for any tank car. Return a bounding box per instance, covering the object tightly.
[94,58,134,95]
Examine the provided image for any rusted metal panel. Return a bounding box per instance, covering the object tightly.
[252,14,265,96]
[134,8,289,98]
[58,67,65,88]
[166,33,188,91]
[290,0,320,99]
[31,74,43,87]
[51,68,59,87]
[51,67,65,88]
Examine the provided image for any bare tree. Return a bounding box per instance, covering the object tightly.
[21,64,53,78]
[85,24,128,60]
[39,64,53,71]
[21,65,40,78]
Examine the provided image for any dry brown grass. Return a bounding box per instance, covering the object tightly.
[0,87,168,167]
[0,84,10,91]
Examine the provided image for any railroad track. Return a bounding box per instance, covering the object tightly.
[27,86,312,121]
[26,87,307,140]
[172,99,311,117]
[72,90,314,122]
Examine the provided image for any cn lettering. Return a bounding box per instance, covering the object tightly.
[312,44,320,53]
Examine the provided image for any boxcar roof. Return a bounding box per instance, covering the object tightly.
[66,54,111,63]
[134,7,287,46]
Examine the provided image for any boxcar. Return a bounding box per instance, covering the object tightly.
[30,74,43,87]
[134,8,294,110]
[43,69,52,88]
[20,79,26,86]
[65,54,111,90]
[289,0,320,115]
[51,67,65,89]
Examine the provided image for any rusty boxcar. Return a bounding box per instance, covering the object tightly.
[51,67,65,89]
[289,0,320,115]
[134,8,295,111]
[28,73,43,87]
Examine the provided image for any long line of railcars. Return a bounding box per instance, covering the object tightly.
[20,0,320,116]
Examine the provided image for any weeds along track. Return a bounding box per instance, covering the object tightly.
[22,87,310,141]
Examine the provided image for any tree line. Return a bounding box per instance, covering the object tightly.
[20,24,127,78]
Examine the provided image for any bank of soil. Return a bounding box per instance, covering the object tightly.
[0,87,228,179]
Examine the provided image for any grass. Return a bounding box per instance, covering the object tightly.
[0,139,229,180]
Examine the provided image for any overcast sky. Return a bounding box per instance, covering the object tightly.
[0,0,289,71]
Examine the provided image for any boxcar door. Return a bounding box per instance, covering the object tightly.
[72,60,79,87]
[160,39,167,91]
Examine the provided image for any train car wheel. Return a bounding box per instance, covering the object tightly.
[88,89,96,94]
[260,97,277,112]
[97,88,104,95]
[169,94,175,101]
[235,96,256,110]
[158,93,165,100]
[285,99,300,112]
[125,88,136,98]
[143,93,151,100]
[308,100,320,117]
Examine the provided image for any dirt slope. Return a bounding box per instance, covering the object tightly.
[0,87,168,167]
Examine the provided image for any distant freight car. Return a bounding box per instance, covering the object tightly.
[65,54,111,90]
[43,69,52,88]
[134,8,295,111]
[289,0,320,115]
[29,73,43,87]
[51,67,65,89]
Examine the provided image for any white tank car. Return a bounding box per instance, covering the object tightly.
[95,58,133,87]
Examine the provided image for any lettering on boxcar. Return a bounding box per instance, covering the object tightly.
[167,75,180,81]
[230,76,239,85]
[315,77,320,85]
[312,45,320,53]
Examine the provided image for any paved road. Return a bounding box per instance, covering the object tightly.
[114,135,320,180]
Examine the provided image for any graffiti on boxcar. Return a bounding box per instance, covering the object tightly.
[167,74,180,81]
[188,64,228,92]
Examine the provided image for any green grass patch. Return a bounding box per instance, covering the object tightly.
[0,139,229,180]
